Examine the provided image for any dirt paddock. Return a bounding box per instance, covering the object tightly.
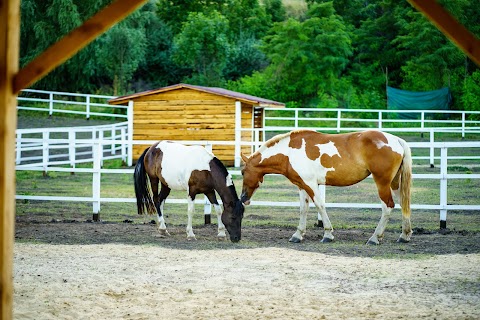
[13,222,480,319]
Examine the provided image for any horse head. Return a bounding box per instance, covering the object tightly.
[221,200,244,243]
[240,153,264,206]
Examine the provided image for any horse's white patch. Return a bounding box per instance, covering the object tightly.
[157,141,213,190]
[375,132,404,156]
[316,141,340,158]
[226,173,234,187]
[260,137,335,186]
[260,137,291,163]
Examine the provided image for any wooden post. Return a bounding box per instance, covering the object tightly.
[0,1,20,319]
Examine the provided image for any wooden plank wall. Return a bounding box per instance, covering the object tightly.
[132,88,255,166]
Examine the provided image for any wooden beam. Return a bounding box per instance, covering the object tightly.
[13,0,147,93]
[408,0,480,66]
[0,0,20,318]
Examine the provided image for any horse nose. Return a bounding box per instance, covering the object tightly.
[231,235,240,243]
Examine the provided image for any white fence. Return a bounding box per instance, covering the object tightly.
[15,140,480,229]
[16,89,480,167]
[15,122,129,170]
[262,107,480,138]
[17,89,124,119]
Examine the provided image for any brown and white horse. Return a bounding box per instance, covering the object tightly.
[239,130,412,245]
[134,141,244,242]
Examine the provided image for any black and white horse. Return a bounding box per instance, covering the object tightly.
[134,141,243,242]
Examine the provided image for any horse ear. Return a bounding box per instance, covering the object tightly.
[240,153,249,163]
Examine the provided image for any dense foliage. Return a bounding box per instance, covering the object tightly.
[20,0,480,109]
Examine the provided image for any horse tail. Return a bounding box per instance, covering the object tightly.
[134,147,156,215]
[398,138,412,219]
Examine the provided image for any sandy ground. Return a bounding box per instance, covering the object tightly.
[13,243,480,320]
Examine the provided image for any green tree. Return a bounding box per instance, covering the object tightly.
[133,3,183,90]
[172,11,231,86]
[95,24,146,95]
[462,70,480,112]
[224,34,268,81]
[248,2,352,106]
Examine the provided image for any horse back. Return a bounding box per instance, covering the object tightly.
[145,141,214,190]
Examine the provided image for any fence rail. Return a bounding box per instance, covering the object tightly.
[17,89,124,119]
[15,122,128,169]
[263,107,480,138]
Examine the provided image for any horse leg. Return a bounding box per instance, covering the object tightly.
[206,192,226,240]
[155,183,171,237]
[310,187,334,243]
[289,189,309,243]
[186,195,197,240]
[367,182,394,245]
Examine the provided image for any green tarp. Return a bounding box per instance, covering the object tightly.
[387,86,452,119]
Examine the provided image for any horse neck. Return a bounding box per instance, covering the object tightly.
[255,141,289,176]
[210,159,239,207]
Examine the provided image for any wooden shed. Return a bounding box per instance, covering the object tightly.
[109,83,285,166]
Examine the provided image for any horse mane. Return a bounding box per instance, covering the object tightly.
[211,157,240,201]
[255,131,292,155]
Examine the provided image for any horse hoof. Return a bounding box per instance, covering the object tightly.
[397,237,410,243]
[366,240,379,245]
[217,236,227,241]
[320,237,333,243]
[289,236,302,243]
[158,229,170,237]
[187,236,197,241]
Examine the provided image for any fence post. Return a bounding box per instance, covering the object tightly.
[92,142,101,221]
[42,131,49,175]
[294,109,299,128]
[16,132,21,165]
[120,127,127,165]
[378,111,382,130]
[262,108,266,143]
[429,128,435,168]
[99,130,104,167]
[48,92,53,116]
[336,110,341,133]
[204,143,213,224]
[461,112,465,139]
[86,95,91,120]
[234,100,242,167]
[254,128,260,153]
[127,100,134,166]
[111,127,115,155]
[68,130,76,172]
[439,147,448,229]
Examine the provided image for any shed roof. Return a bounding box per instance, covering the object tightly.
[108,83,285,107]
